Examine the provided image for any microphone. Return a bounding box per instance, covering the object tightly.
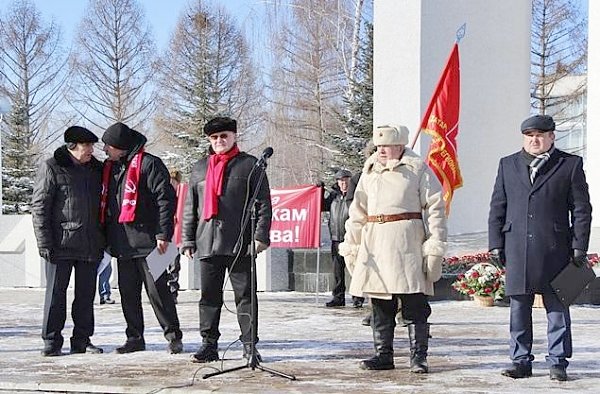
[255,147,274,167]
[261,147,274,160]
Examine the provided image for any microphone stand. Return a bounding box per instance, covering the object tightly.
[203,158,296,381]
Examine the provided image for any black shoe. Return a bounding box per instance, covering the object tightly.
[361,314,371,326]
[501,364,532,379]
[115,340,146,354]
[100,297,115,305]
[242,343,262,362]
[410,357,429,373]
[191,344,219,363]
[168,339,183,354]
[359,354,394,370]
[70,342,103,354]
[41,347,62,357]
[549,366,568,381]
[353,299,364,308]
[325,298,345,307]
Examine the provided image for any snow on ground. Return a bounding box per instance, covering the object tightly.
[1,288,600,393]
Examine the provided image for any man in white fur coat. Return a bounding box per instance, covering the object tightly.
[339,124,447,372]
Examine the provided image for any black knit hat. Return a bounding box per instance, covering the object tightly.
[102,122,134,150]
[204,117,237,136]
[520,115,555,133]
[64,126,98,144]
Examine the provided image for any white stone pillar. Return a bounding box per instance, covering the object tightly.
[374,0,532,234]
[586,0,600,251]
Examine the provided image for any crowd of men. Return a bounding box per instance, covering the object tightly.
[30,114,592,381]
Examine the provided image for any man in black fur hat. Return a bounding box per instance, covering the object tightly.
[182,116,272,363]
[32,126,105,356]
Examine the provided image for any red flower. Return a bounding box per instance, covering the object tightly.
[484,287,492,293]
[467,289,475,295]
[470,271,480,279]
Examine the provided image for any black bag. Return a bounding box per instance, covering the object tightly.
[551,262,597,307]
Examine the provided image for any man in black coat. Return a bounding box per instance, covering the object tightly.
[31,126,105,356]
[323,169,365,308]
[182,117,272,363]
[488,114,592,381]
[101,122,182,354]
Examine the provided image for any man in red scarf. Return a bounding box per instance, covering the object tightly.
[181,117,272,364]
[101,122,183,355]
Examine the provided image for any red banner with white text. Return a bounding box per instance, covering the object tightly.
[270,185,322,248]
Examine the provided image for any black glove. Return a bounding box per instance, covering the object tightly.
[489,248,506,268]
[39,248,54,263]
[571,249,587,267]
[315,181,325,188]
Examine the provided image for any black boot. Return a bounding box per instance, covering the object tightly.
[360,299,395,370]
[408,323,430,373]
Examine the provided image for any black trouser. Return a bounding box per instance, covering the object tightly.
[199,255,256,345]
[371,293,431,327]
[42,259,97,349]
[117,257,182,343]
[331,241,364,303]
[167,254,181,296]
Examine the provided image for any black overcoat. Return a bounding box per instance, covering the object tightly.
[31,146,105,262]
[488,149,592,296]
[181,151,272,259]
[104,131,176,259]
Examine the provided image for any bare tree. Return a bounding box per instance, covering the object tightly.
[265,0,361,186]
[0,0,68,213]
[155,0,262,175]
[530,0,587,154]
[68,0,157,130]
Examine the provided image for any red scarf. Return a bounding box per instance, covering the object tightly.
[100,149,144,224]
[202,145,240,221]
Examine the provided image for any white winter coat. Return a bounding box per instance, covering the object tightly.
[338,149,447,299]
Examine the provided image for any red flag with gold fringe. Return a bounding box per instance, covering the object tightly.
[421,43,463,216]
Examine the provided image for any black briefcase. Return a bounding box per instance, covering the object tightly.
[551,262,597,307]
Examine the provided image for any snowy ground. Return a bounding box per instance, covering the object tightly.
[1,287,600,393]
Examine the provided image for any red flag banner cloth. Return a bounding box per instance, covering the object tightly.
[421,42,463,215]
[173,183,188,248]
[270,185,322,248]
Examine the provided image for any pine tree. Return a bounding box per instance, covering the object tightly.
[155,1,261,175]
[330,22,373,173]
[0,0,67,213]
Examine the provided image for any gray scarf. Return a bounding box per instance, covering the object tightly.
[528,146,554,184]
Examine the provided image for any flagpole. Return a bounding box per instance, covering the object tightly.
[409,23,466,150]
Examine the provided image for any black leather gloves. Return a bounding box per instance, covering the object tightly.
[571,249,587,267]
[39,248,53,262]
[489,248,506,268]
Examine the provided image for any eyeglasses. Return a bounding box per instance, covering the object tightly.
[209,133,232,141]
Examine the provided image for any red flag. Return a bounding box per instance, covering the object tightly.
[269,185,322,248]
[421,43,463,215]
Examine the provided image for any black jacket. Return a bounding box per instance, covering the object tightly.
[182,151,272,259]
[488,148,592,295]
[104,130,175,259]
[31,146,104,262]
[323,185,351,242]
